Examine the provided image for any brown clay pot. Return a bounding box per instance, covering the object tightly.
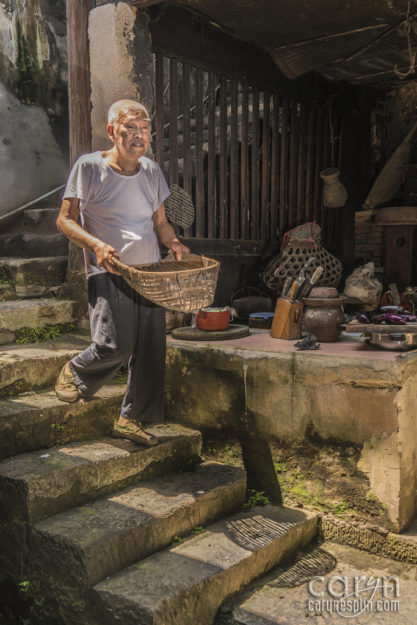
[302,289,347,342]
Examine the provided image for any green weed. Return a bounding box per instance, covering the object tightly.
[243,489,270,508]
[15,324,76,344]
[19,580,31,593]
[333,500,349,517]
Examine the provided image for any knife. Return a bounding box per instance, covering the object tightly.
[281,276,292,298]
[299,266,324,299]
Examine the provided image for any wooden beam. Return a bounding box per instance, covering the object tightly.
[67,0,95,165]
[273,23,388,51]
[126,0,165,6]
[335,8,417,65]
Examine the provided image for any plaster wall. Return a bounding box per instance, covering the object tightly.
[89,3,154,151]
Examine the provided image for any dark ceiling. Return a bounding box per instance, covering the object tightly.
[133,0,417,87]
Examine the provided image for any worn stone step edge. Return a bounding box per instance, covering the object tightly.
[320,515,417,564]
[0,256,67,289]
[91,504,318,625]
[0,334,89,395]
[31,462,246,592]
[0,424,202,523]
[24,208,60,233]
[0,298,78,334]
[0,384,126,461]
[0,233,68,258]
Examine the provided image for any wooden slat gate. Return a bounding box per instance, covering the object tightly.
[152,54,343,246]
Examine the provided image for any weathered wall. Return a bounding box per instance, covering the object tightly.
[89,2,154,151]
[0,0,69,218]
[165,339,417,531]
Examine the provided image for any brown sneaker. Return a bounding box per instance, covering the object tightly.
[55,361,79,403]
[112,420,158,446]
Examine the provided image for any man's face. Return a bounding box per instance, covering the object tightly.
[108,114,151,159]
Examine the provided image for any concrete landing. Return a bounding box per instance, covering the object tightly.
[32,462,246,588]
[0,423,202,523]
[92,505,318,625]
[217,541,417,624]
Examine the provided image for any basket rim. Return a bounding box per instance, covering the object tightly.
[114,254,220,277]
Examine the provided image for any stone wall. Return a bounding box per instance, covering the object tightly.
[0,0,69,218]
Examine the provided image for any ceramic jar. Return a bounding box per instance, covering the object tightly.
[320,167,348,208]
[302,287,347,342]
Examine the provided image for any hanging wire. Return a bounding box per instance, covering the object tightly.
[394,0,417,78]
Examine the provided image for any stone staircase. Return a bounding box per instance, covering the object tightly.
[0,205,77,344]
[0,206,319,624]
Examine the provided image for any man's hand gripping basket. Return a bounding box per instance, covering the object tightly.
[113,253,220,313]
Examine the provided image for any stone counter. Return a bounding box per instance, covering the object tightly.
[165,331,417,532]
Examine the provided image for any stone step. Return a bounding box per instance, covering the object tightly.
[0,385,126,460]
[0,423,202,524]
[23,208,60,233]
[0,298,78,345]
[0,334,89,395]
[0,256,68,290]
[91,505,318,625]
[32,462,246,592]
[216,541,414,625]
[0,232,68,258]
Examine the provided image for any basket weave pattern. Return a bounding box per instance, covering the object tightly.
[113,253,220,313]
[262,222,342,290]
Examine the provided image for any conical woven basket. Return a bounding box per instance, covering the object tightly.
[113,253,220,313]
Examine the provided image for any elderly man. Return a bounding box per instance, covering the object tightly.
[55,99,189,445]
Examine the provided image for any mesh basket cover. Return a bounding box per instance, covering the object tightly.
[262,222,342,290]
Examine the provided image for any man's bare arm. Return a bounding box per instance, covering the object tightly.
[152,203,190,260]
[56,198,120,274]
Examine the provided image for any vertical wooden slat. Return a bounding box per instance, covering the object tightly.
[304,105,316,222]
[182,63,192,237]
[155,54,165,170]
[288,100,298,229]
[279,97,289,232]
[195,69,205,237]
[230,80,238,239]
[270,93,279,240]
[321,105,331,237]
[219,76,228,238]
[241,83,250,240]
[251,88,260,239]
[296,103,307,225]
[313,106,324,222]
[169,58,178,185]
[207,72,216,238]
[261,92,270,240]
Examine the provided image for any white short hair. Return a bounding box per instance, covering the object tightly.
[108,99,150,126]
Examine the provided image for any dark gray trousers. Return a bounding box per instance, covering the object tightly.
[70,273,166,424]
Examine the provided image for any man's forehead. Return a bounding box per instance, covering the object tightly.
[120,113,150,125]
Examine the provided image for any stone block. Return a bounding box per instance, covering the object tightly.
[92,505,318,625]
[31,462,246,589]
[0,423,202,523]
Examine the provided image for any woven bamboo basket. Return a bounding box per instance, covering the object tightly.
[113,253,220,313]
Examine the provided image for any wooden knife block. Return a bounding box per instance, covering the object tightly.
[270,298,303,339]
